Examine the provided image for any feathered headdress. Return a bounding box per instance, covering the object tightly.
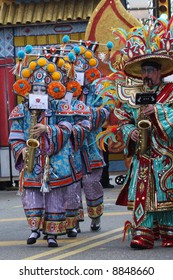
[113,15,173,79]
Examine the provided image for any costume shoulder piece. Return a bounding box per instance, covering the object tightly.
[9,103,25,120]
[55,100,74,116]
[116,83,143,107]
[72,100,91,116]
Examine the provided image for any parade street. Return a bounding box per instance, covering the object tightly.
[0,185,173,261]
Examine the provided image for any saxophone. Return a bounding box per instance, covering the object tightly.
[25,110,40,173]
[137,79,152,155]
[137,110,151,155]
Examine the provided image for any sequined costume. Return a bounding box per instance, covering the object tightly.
[9,98,88,236]
[116,81,173,248]
[80,84,109,220]
[9,55,90,245]
[100,16,173,248]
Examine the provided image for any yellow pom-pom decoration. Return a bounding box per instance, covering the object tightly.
[80,46,86,54]
[57,58,65,68]
[22,68,31,78]
[29,61,37,71]
[64,56,70,62]
[47,63,56,73]
[89,58,98,67]
[85,50,93,59]
[64,62,71,71]
[52,71,62,81]
[37,57,47,67]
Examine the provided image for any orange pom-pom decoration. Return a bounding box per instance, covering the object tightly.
[85,68,101,83]
[66,81,82,97]
[47,81,66,99]
[111,126,117,133]
[13,79,31,96]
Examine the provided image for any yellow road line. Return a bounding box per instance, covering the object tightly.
[104,212,131,216]
[0,218,25,222]
[0,238,78,247]
[50,234,123,260]
[24,227,123,260]
[12,205,23,208]
[0,241,27,246]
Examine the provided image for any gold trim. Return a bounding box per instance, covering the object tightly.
[116,83,143,107]
[85,0,142,53]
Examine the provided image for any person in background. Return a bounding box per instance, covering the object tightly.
[72,45,110,232]
[80,83,110,231]
[100,136,114,189]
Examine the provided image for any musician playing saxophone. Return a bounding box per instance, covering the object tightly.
[9,57,91,248]
[21,85,48,162]
[131,66,160,143]
[115,55,173,250]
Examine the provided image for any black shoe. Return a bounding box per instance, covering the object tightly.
[67,228,78,237]
[75,221,81,233]
[43,234,48,240]
[47,236,58,247]
[90,217,101,231]
[43,234,57,240]
[27,230,40,245]
[102,183,114,188]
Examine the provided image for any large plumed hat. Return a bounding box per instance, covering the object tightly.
[114,14,173,79]
[124,52,173,79]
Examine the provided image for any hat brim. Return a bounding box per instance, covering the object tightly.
[124,54,173,79]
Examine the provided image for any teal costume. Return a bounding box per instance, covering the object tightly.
[116,82,173,248]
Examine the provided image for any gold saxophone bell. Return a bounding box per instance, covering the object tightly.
[136,78,153,156]
[25,138,39,173]
[137,119,151,155]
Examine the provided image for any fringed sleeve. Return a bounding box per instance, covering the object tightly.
[91,107,110,130]
[9,105,26,171]
[71,119,91,151]
[153,103,173,141]
[47,121,72,155]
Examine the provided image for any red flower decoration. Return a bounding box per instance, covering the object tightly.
[66,81,82,97]
[13,79,31,96]
[85,68,101,83]
[111,126,117,133]
[47,81,66,99]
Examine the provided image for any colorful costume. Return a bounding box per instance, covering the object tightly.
[116,82,173,248]
[80,84,109,221]
[73,44,110,230]
[114,17,173,249]
[9,54,90,246]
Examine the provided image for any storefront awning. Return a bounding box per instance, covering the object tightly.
[0,0,100,26]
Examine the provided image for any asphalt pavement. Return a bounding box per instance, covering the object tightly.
[0,180,173,261]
